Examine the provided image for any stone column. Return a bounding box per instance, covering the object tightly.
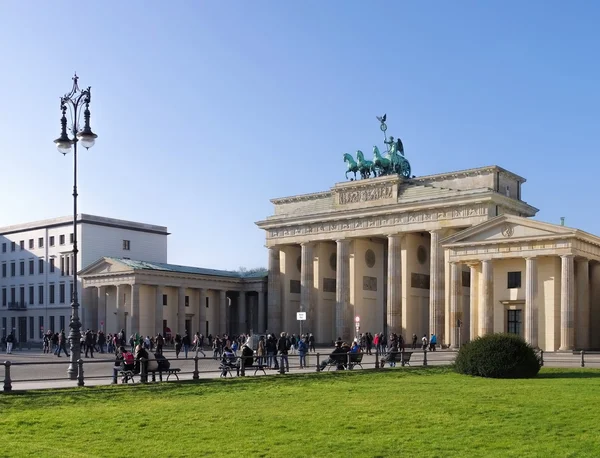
[449,262,461,349]
[155,286,163,336]
[468,263,478,341]
[97,286,107,332]
[198,288,206,336]
[238,291,246,334]
[177,286,186,334]
[219,290,227,334]
[335,239,351,341]
[115,284,124,332]
[429,230,444,339]
[130,284,140,335]
[525,257,538,347]
[387,234,402,336]
[560,254,575,351]
[300,242,315,335]
[576,258,591,350]
[267,247,281,333]
[259,291,267,333]
[480,259,494,335]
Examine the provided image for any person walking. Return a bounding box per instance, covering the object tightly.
[57,330,69,357]
[277,332,289,372]
[5,332,14,354]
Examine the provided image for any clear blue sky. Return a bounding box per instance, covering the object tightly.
[0,1,599,270]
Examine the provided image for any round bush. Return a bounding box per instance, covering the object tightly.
[454,333,541,378]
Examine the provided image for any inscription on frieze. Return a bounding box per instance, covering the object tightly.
[290,279,301,294]
[363,276,377,291]
[411,273,430,289]
[323,277,336,293]
[338,185,394,205]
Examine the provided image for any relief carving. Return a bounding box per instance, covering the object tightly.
[411,273,430,290]
[338,185,394,205]
[363,276,377,291]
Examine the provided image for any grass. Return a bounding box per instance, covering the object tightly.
[1,367,599,457]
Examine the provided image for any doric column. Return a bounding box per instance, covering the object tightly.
[238,291,246,334]
[300,242,315,335]
[467,262,478,341]
[480,259,494,335]
[219,290,227,334]
[525,257,538,347]
[429,230,444,338]
[97,286,107,332]
[449,262,461,349]
[560,254,575,351]
[115,284,124,332]
[178,286,186,334]
[267,247,281,333]
[387,234,402,336]
[198,288,206,336]
[576,259,590,350]
[155,286,163,336]
[335,239,351,341]
[258,291,266,333]
[130,284,140,334]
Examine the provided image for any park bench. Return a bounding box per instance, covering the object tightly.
[380,351,412,368]
[348,352,364,370]
[219,360,239,378]
[148,368,181,381]
[119,369,136,383]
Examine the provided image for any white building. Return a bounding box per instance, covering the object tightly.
[0,214,168,343]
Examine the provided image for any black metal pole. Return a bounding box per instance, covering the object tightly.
[67,129,82,380]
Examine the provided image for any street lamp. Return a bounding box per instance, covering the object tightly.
[54,73,98,380]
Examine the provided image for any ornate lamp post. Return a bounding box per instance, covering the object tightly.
[53,73,98,380]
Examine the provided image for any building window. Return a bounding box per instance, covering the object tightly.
[39,317,44,338]
[59,316,65,332]
[29,259,34,275]
[507,309,522,336]
[39,259,44,275]
[49,236,55,247]
[29,286,34,305]
[163,294,168,306]
[10,262,15,277]
[60,257,65,276]
[19,261,24,276]
[29,317,34,340]
[50,316,55,333]
[123,240,131,251]
[1,318,5,337]
[66,257,70,276]
[185,295,190,307]
[20,240,24,250]
[19,287,24,304]
[1,243,5,253]
[59,284,65,304]
[1,288,6,306]
[59,235,65,245]
[38,285,44,305]
[206,296,209,308]
[69,233,74,244]
[28,239,34,249]
[11,241,15,252]
[50,258,55,273]
[38,237,44,248]
[1,264,5,278]
[10,287,15,304]
[507,272,522,289]
[49,284,55,304]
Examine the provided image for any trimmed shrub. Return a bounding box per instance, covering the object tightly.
[454,333,541,378]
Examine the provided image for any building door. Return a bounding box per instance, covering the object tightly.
[185,319,192,334]
[18,316,27,343]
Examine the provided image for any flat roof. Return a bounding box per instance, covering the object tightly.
[0,214,169,236]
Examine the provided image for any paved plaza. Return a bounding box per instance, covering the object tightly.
[1,346,598,392]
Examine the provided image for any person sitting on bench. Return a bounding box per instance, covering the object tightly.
[220,347,237,377]
[112,346,126,384]
[319,340,348,371]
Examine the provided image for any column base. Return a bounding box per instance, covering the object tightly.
[557,347,575,352]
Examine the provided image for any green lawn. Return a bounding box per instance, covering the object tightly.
[1,367,599,457]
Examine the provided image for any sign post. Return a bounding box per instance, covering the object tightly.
[355,316,360,340]
[100,320,104,332]
[297,312,306,337]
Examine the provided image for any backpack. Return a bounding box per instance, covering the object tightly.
[155,353,170,371]
[123,351,134,365]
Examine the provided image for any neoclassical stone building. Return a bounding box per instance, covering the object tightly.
[79,258,267,338]
[256,166,600,350]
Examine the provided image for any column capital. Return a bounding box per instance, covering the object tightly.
[525,256,538,261]
[335,238,350,245]
[465,261,480,268]
[561,254,575,260]
[300,241,314,247]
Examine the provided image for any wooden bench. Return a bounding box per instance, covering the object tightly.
[119,370,136,383]
[348,352,364,370]
[149,368,181,382]
[380,351,412,368]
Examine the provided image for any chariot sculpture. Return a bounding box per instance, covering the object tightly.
[343,114,411,180]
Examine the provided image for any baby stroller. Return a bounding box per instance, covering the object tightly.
[219,352,238,377]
